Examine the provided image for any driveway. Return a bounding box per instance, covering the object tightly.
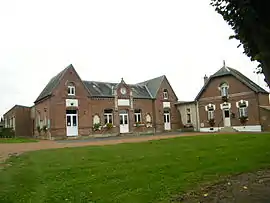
[0,133,201,163]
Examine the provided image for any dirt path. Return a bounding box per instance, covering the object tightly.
[176,170,270,203]
[0,133,200,163]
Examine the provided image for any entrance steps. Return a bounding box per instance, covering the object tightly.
[219,126,238,133]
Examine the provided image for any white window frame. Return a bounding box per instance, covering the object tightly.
[207,109,214,120]
[104,109,113,124]
[239,107,248,117]
[237,100,248,118]
[134,110,142,123]
[220,84,229,97]
[68,85,76,96]
[186,108,191,124]
[163,89,168,99]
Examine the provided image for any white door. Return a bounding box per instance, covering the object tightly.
[164,113,171,130]
[223,109,231,127]
[119,113,129,133]
[66,111,78,136]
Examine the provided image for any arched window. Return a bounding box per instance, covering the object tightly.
[163,89,168,99]
[219,82,229,97]
[236,100,248,118]
[67,82,75,96]
[205,104,215,120]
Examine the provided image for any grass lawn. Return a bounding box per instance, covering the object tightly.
[0,133,270,203]
[0,137,38,143]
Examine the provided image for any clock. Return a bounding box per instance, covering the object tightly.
[120,87,127,95]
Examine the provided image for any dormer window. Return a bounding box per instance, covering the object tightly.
[220,83,229,98]
[163,89,168,99]
[68,83,75,96]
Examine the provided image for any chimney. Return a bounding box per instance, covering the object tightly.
[204,74,208,84]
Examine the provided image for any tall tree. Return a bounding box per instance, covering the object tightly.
[210,0,270,87]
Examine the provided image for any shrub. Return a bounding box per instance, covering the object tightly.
[0,128,15,138]
[106,123,113,129]
[37,126,42,136]
[93,123,101,131]
[42,125,48,133]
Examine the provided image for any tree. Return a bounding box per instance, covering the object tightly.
[210,0,270,86]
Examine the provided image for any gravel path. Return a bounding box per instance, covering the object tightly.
[0,133,200,163]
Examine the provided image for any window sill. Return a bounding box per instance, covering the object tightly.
[133,123,145,127]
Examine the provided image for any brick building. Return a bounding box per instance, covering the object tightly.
[3,105,33,137]
[176,62,270,132]
[9,64,181,138]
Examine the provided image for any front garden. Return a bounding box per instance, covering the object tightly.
[0,133,270,202]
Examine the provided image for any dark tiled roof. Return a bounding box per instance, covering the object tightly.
[137,75,165,98]
[195,66,268,100]
[83,81,152,98]
[34,65,70,103]
[35,64,166,101]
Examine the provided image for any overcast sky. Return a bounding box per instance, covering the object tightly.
[0,0,268,117]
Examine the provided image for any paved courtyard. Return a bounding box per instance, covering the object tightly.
[0,133,201,163]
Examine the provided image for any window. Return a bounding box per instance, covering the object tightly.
[207,110,214,120]
[68,84,75,96]
[186,108,191,123]
[205,104,215,120]
[237,100,248,118]
[220,83,229,97]
[134,109,142,123]
[104,109,113,124]
[163,89,168,99]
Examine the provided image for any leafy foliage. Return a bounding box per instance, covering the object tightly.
[210,0,270,86]
[0,128,15,138]
[93,123,101,131]
[106,122,113,129]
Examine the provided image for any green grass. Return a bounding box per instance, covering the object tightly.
[1,133,270,203]
[0,137,38,143]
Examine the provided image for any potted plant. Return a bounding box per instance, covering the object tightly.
[239,116,248,125]
[106,123,113,129]
[93,123,101,131]
[208,119,215,127]
[37,126,42,136]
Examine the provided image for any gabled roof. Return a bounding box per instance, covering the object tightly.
[137,75,165,98]
[34,65,71,103]
[34,64,170,101]
[195,66,269,101]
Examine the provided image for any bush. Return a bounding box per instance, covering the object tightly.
[106,123,113,129]
[0,128,15,138]
[93,123,101,131]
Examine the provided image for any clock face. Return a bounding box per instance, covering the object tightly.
[120,87,127,95]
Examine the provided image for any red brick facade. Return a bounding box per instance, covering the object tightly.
[196,68,269,132]
[3,105,33,137]
[31,65,182,138]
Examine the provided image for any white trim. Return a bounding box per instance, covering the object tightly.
[68,85,76,96]
[163,90,168,99]
[134,112,141,123]
[199,125,262,132]
[104,113,113,124]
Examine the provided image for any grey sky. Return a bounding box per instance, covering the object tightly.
[0,0,268,117]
